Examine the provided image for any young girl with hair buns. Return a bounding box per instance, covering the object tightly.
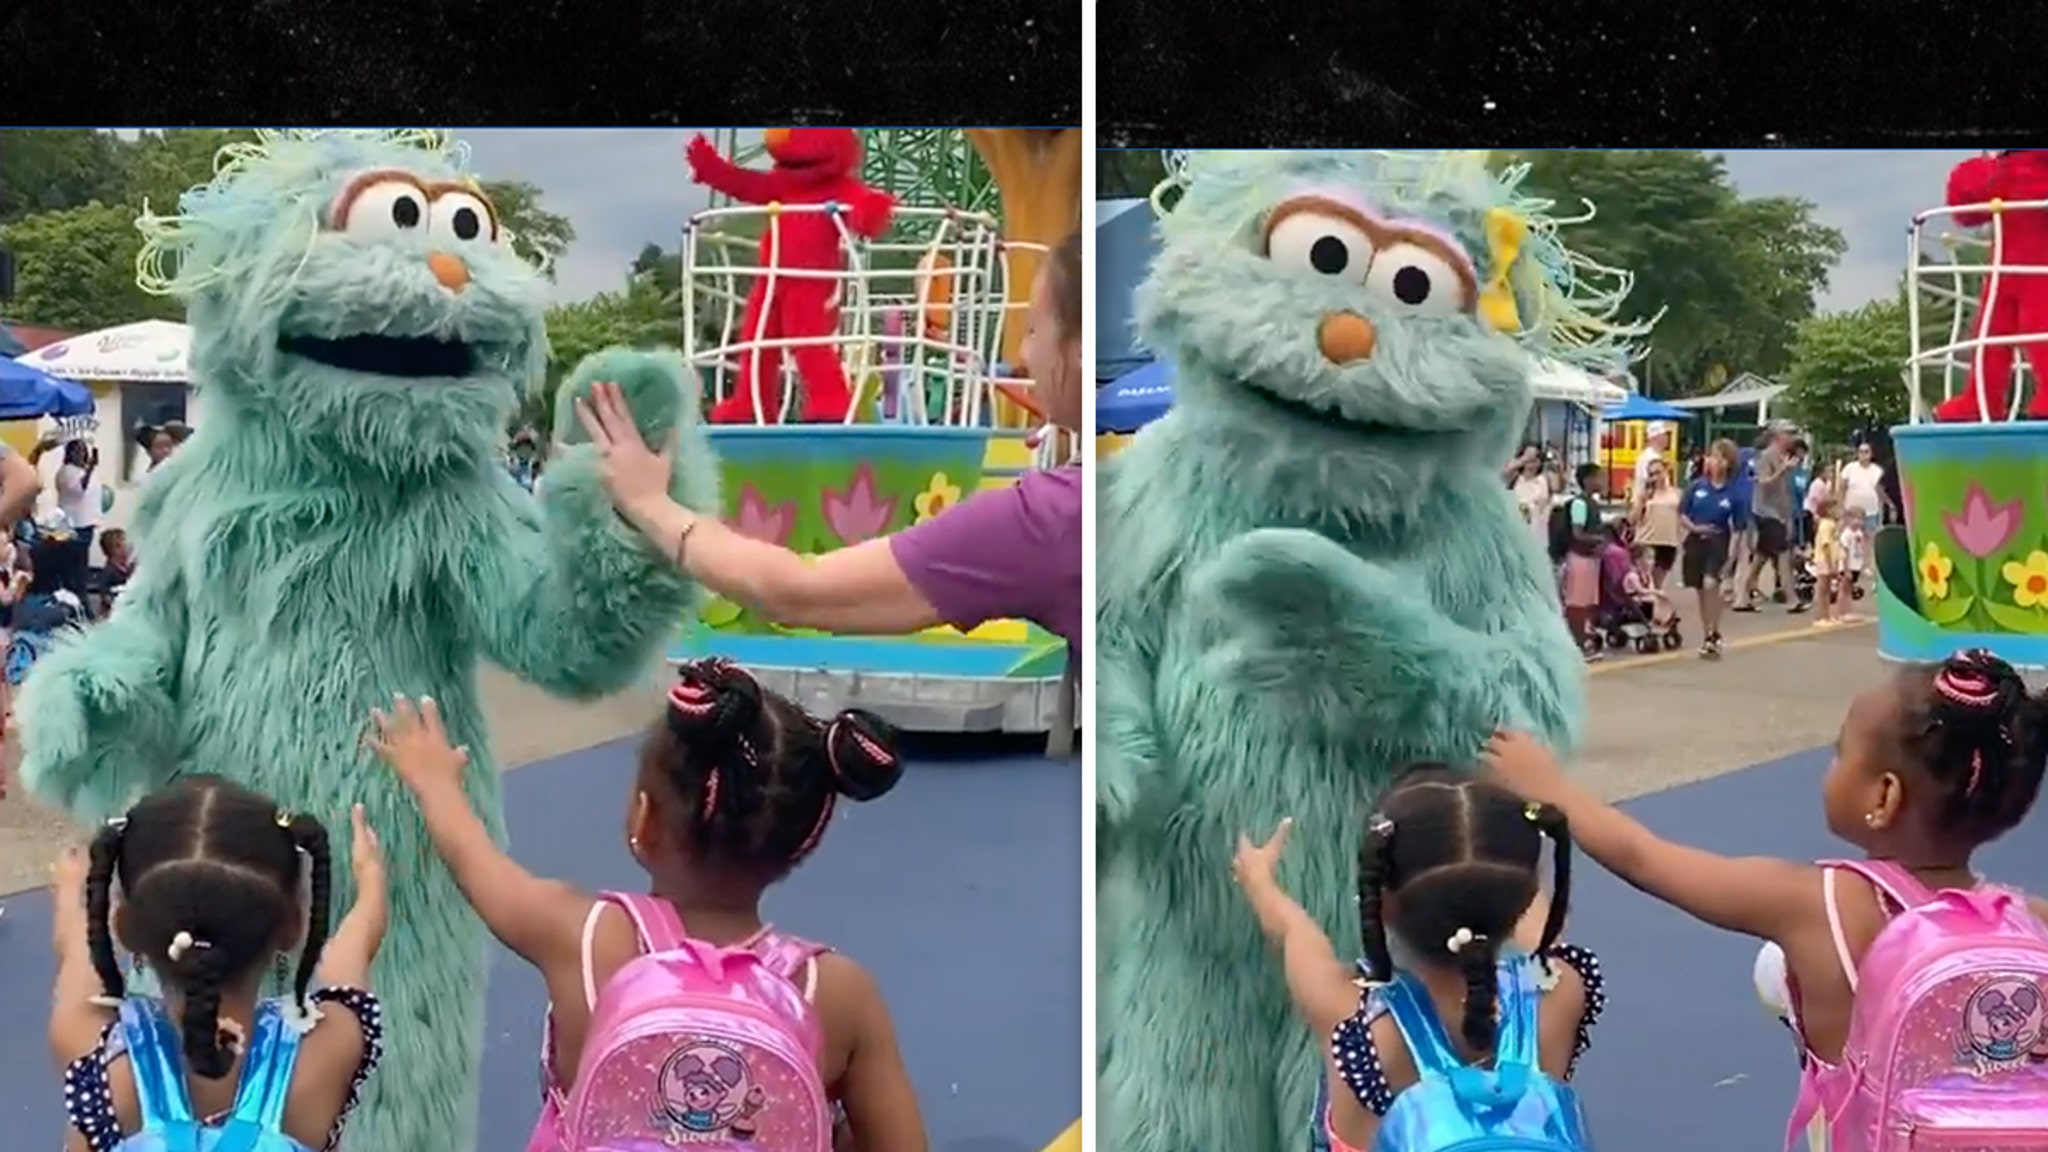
[48,777,389,1151]
[1232,766,1607,1152]
[371,659,930,1151]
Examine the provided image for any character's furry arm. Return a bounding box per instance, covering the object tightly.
[685,135,782,205]
[462,349,714,698]
[1096,606,1164,829]
[843,185,896,240]
[1185,527,1574,763]
[16,564,188,823]
[1947,155,1999,227]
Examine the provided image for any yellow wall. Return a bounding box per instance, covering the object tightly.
[1096,433,1133,461]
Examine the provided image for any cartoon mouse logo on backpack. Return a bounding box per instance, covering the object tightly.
[654,1042,768,1141]
[1961,978,2048,1066]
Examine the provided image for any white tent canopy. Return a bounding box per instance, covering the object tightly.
[1529,359,1628,407]
[13,319,190,383]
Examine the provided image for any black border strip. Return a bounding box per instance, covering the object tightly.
[1101,2,2046,147]
[1,0,1079,126]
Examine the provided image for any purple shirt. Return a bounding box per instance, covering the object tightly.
[889,464,1083,656]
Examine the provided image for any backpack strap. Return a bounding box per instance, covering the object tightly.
[224,1001,304,1134]
[757,933,833,1002]
[601,891,688,953]
[1491,956,1541,1072]
[1844,858,1940,908]
[119,997,198,1129]
[1379,975,1462,1078]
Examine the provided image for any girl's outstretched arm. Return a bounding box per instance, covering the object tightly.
[46,846,114,1067]
[315,806,390,990]
[370,696,591,969]
[1483,731,1821,940]
[1234,820,1359,1038]
[823,956,928,1152]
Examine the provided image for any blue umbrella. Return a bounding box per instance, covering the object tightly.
[1098,359,1174,433]
[0,357,96,421]
[1600,392,1691,422]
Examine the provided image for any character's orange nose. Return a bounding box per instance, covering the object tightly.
[427,251,470,292]
[1319,312,1377,364]
[763,128,792,149]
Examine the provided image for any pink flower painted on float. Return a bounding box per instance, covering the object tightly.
[821,462,899,545]
[728,485,797,546]
[1943,482,2023,559]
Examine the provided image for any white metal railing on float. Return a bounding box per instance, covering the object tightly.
[1906,195,2048,423]
[682,203,1046,433]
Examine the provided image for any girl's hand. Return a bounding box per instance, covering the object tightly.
[1232,818,1294,895]
[575,380,675,519]
[49,845,87,954]
[368,695,470,796]
[1481,730,1571,806]
[346,804,390,930]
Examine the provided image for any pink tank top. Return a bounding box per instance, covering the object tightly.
[526,898,827,1152]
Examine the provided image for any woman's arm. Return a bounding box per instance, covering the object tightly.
[628,499,943,635]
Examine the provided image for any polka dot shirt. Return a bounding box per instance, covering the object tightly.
[1330,944,1607,1116]
[63,986,384,1152]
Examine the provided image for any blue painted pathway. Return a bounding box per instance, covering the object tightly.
[0,739,1081,1152]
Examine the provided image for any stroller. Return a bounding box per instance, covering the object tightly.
[6,518,92,687]
[1595,539,1685,655]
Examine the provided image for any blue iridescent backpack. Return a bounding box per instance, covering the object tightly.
[1370,956,1593,1152]
[114,996,313,1152]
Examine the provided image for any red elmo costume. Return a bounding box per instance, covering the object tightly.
[1935,151,2048,422]
[686,129,895,424]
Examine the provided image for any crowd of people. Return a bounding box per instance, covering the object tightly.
[1518,419,1899,663]
[29,231,1085,1151]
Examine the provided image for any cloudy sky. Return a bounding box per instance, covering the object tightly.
[451,135,1970,313]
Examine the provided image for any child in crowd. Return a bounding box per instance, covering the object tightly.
[1622,540,1677,630]
[1484,648,2048,1152]
[371,659,928,1151]
[1557,463,1607,662]
[1840,508,1869,600]
[0,534,27,743]
[1809,493,1854,627]
[50,777,389,1151]
[1232,766,1605,1152]
[90,527,134,617]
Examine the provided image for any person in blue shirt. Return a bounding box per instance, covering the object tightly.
[1680,438,1744,659]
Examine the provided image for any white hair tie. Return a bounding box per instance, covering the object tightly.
[1447,927,1485,954]
[167,931,212,961]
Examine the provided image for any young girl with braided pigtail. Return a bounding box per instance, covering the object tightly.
[372,658,929,1152]
[1232,766,1607,1152]
[1486,649,2048,1152]
[48,776,390,1151]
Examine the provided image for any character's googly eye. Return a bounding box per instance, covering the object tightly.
[1266,211,1373,280]
[341,181,429,239]
[431,191,498,245]
[1363,243,1467,316]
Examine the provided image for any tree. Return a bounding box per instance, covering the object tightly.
[1781,296,1913,448]
[0,201,183,329]
[482,179,576,275]
[1097,150,1171,201]
[532,271,682,429]
[0,129,129,226]
[1501,150,1847,396]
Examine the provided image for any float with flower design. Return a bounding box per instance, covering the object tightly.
[1879,176,2048,665]
[670,129,1079,732]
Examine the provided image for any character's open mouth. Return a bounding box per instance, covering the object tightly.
[278,334,478,379]
[1242,380,1406,437]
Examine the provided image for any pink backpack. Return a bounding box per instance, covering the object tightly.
[1792,860,2048,1151]
[527,892,833,1152]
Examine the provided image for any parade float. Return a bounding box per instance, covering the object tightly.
[1879,153,2048,666]
[674,128,1080,731]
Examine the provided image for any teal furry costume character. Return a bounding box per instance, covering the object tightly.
[18,131,712,1152]
[1095,150,1653,1152]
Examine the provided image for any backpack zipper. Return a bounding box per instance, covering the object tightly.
[1897,1121,2048,1148]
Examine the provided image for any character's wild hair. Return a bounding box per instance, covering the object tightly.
[1894,649,2048,844]
[643,659,904,875]
[86,775,332,1080]
[132,129,547,303]
[1147,149,1661,373]
[1356,766,1573,1056]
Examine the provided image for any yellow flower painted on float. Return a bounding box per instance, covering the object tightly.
[2002,550,2048,609]
[913,472,964,523]
[1919,542,1954,601]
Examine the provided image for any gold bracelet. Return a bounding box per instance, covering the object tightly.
[674,514,700,566]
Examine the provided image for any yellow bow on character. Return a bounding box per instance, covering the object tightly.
[1479,207,1527,333]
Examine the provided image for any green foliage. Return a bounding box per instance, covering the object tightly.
[1781,296,1912,447]
[1,130,577,332]
[1499,150,1848,396]
[1098,150,1171,201]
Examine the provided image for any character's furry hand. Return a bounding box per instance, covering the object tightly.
[16,637,179,824]
[685,135,721,182]
[846,191,895,240]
